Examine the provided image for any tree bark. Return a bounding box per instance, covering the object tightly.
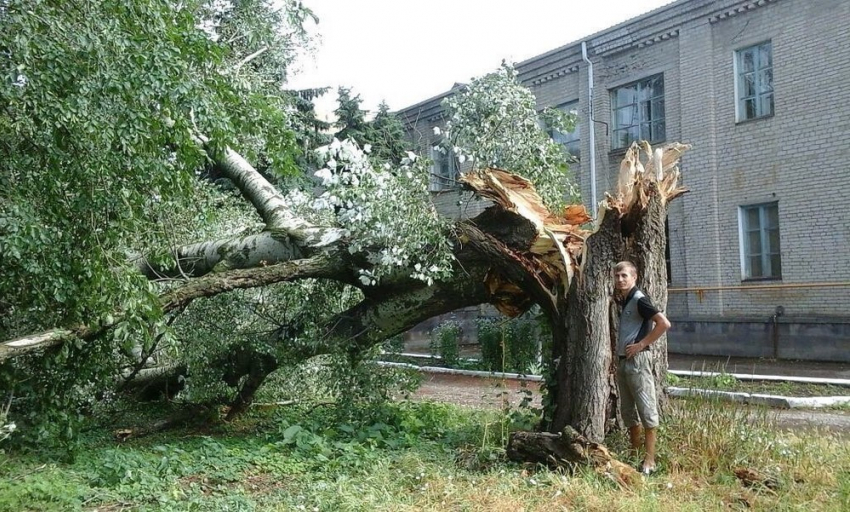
[462,143,688,444]
[548,206,625,440]
[222,346,279,420]
[119,364,187,401]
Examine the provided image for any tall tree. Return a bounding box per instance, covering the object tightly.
[368,101,410,164]
[333,87,372,144]
[333,90,409,163]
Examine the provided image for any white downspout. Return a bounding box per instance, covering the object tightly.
[581,41,597,219]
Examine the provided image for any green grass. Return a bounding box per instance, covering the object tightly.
[1,397,848,511]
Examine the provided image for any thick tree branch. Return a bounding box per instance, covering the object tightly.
[134,140,344,279]
[327,265,491,351]
[159,253,351,312]
[202,138,341,245]
[0,255,351,363]
[233,46,269,72]
[134,231,306,279]
[0,328,86,362]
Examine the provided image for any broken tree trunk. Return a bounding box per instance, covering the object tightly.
[506,427,641,489]
[0,255,348,363]
[462,141,689,444]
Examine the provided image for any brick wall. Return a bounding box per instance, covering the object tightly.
[396,0,850,359]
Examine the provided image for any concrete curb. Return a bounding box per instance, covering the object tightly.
[666,387,850,409]
[670,369,850,387]
[378,361,543,382]
[380,360,850,409]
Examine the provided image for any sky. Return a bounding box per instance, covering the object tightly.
[286,0,675,119]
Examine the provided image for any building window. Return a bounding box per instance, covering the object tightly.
[429,145,457,192]
[611,74,665,149]
[735,41,774,121]
[548,101,580,160]
[739,202,781,280]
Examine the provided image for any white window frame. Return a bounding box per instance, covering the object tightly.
[734,41,774,122]
[738,202,782,280]
[429,145,457,192]
[611,74,665,150]
[548,100,581,160]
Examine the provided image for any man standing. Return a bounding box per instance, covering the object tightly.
[613,261,671,475]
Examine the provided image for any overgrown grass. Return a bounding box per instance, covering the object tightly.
[0,396,847,511]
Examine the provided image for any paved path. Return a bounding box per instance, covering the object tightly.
[412,372,850,435]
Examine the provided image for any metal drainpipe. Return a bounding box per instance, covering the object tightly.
[772,305,785,359]
[581,41,597,219]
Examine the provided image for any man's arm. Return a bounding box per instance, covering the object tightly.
[625,312,671,358]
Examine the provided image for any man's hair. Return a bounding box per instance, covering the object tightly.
[613,261,637,276]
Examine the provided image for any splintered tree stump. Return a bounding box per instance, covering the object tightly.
[507,427,641,489]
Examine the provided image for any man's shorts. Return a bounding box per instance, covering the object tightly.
[617,350,659,429]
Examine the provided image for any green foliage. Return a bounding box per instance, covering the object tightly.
[370,101,411,163]
[334,87,371,144]
[665,372,682,386]
[0,0,313,330]
[662,396,789,479]
[707,372,737,389]
[381,333,406,355]
[286,86,333,172]
[477,319,504,371]
[0,401,505,510]
[312,138,455,286]
[476,315,543,374]
[441,62,579,210]
[0,0,317,450]
[171,278,363,402]
[430,321,462,367]
[323,352,424,420]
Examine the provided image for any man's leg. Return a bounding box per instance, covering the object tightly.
[643,427,657,472]
[629,425,643,452]
[618,360,642,459]
[632,352,659,473]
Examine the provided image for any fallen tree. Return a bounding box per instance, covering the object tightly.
[2,139,687,444]
[2,6,686,459]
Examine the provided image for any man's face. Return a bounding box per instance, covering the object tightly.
[614,267,637,293]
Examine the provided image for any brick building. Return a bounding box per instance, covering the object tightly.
[397,0,850,362]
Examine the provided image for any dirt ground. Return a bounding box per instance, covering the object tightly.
[411,372,850,436]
